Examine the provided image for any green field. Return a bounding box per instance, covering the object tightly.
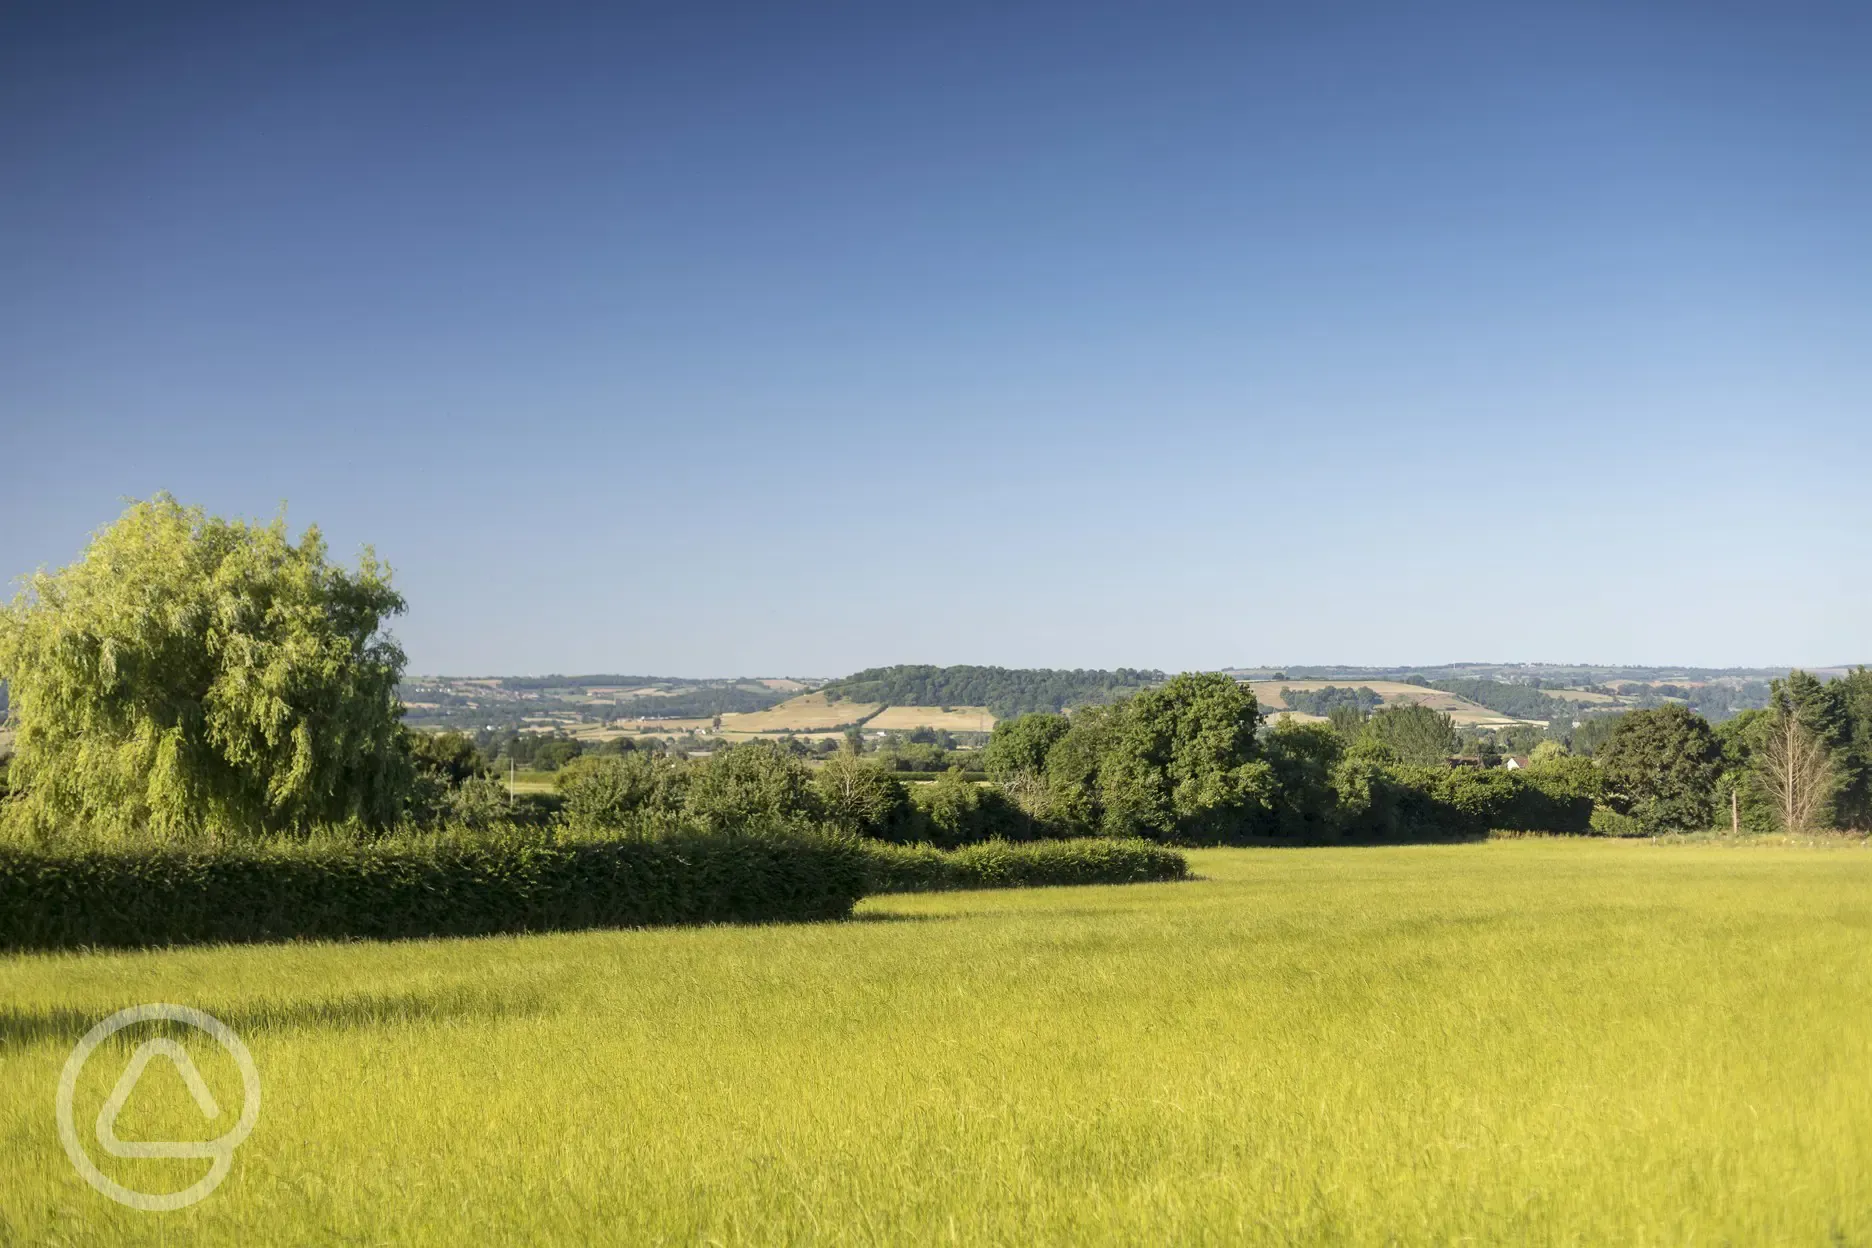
[4,840,1869,1244]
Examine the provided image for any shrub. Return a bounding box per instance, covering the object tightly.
[861,838,1188,894]
[684,741,819,832]
[812,755,910,837]
[0,827,868,950]
[903,768,1033,848]
[556,754,686,829]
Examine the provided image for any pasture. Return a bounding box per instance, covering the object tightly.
[862,704,996,733]
[1250,679,1542,726]
[716,691,883,734]
[3,840,1867,1244]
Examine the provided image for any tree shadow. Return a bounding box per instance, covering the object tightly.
[0,987,551,1052]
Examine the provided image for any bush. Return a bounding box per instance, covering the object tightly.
[683,741,819,831]
[861,838,1188,894]
[812,754,910,837]
[902,769,1034,848]
[0,827,868,950]
[556,754,686,829]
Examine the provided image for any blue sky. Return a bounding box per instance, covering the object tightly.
[3,1,1867,676]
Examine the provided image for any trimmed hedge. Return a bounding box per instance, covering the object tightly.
[0,831,867,951]
[862,837,1189,894]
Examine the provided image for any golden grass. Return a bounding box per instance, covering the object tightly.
[862,705,997,733]
[1544,688,1621,704]
[2,841,1868,1244]
[717,692,883,733]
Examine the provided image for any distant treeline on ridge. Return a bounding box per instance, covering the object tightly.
[821,665,1166,719]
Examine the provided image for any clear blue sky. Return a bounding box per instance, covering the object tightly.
[3,1,1867,676]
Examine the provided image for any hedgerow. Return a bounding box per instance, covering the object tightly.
[861,837,1188,894]
[0,827,868,951]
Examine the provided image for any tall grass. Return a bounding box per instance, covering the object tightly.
[1,839,1868,1244]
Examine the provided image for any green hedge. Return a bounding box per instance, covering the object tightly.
[862,838,1188,894]
[0,831,867,951]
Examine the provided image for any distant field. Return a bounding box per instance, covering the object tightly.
[4,841,1866,1244]
[1249,680,1543,726]
[1544,688,1620,704]
[717,692,882,733]
[863,705,996,733]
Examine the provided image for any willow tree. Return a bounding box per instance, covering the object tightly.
[0,496,411,839]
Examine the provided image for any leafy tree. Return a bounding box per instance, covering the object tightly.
[982,713,1070,779]
[1361,703,1456,768]
[1594,705,1722,832]
[1280,686,1382,717]
[1097,672,1273,841]
[0,496,409,838]
[529,737,585,771]
[1570,713,1626,758]
[907,767,1028,848]
[683,740,819,831]
[1263,720,1343,837]
[813,754,909,836]
[1039,703,1118,835]
[1325,704,1369,741]
[409,730,487,786]
[818,664,1163,719]
[1829,667,1872,829]
[556,753,686,829]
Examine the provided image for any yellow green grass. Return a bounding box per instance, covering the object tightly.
[2,840,1869,1244]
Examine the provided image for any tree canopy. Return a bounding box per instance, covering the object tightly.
[0,496,411,838]
[819,665,1163,719]
[1362,703,1457,768]
[1595,705,1723,832]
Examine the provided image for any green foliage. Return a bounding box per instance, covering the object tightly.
[1280,685,1382,717]
[1595,705,1724,832]
[529,737,586,772]
[1096,673,1271,842]
[0,828,868,950]
[906,768,1031,849]
[820,664,1163,719]
[1326,703,1369,741]
[556,753,687,829]
[1361,702,1457,767]
[813,754,910,836]
[981,713,1071,779]
[1424,678,1572,723]
[860,837,1188,894]
[409,730,487,786]
[0,496,410,840]
[682,740,819,831]
[1570,713,1626,757]
[1262,720,1343,838]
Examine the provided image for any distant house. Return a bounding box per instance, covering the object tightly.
[1503,755,1532,771]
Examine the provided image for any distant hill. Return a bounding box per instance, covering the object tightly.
[820,665,1164,719]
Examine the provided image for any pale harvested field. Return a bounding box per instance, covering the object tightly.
[718,693,882,733]
[863,705,997,733]
[1544,688,1621,704]
[1249,681,1541,726]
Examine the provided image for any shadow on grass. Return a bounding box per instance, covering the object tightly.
[843,911,956,924]
[0,987,551,1051]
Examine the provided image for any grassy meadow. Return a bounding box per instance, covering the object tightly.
[3,839,1869,1244]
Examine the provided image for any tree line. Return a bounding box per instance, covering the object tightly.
[819,664,1165,719]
